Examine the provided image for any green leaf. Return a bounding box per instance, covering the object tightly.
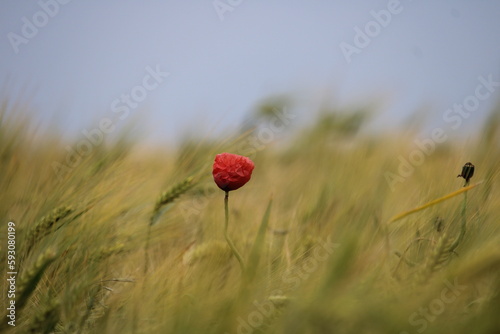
[245,197,273,283]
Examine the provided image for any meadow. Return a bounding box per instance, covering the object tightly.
[1,102,499,334]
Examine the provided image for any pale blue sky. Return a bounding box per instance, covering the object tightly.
[1,1,499,144]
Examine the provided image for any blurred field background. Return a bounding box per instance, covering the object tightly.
[2,2,500,333]
[1,96,499,334]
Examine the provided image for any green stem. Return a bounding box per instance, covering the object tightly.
[224,191,245,272]
[449,191,467,253]
[144,224,152,274]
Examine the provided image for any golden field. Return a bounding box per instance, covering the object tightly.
[1,103,499,334]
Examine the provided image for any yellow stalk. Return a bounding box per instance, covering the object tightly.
[388,181,482,224]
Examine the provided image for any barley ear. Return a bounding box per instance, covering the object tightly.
[150,176,196,225]
[25,206,74,254]
[145,176,196,274]
[417,234,453,285]
[17,248,57,312]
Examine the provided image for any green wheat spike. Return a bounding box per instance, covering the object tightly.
[16,248,57,312]
[25,206,74,254]
[150,176,196,225]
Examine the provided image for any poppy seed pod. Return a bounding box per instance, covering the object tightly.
[457,162,474,186]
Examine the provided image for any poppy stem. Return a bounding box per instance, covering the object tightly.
[224,191,245,272]
[144,224,152,274]
[449,191,467,253]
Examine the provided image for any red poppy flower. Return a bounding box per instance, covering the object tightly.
[213,153,254,191]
